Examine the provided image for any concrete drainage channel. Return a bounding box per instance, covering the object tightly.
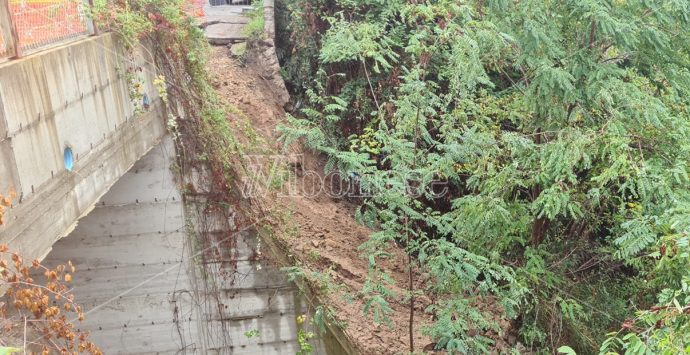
[39,137,350,353]
[37,2,352,353]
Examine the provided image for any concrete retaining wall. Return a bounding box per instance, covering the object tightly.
[0,34,167,261]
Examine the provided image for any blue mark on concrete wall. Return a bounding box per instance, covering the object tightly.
[64,147,74,171]
[142,93,150,110]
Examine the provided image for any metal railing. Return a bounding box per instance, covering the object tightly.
[0,0,94,59]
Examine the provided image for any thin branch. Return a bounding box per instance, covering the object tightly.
[23,316,27,355]
[4,281,75,303]
[362,59,382,112]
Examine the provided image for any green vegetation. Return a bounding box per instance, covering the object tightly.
[0,347,21,355]
[296,314,315,355]
[244,0,266,39]
[244,329,261,339]
[276,0,690,353]
[93,0,245,206]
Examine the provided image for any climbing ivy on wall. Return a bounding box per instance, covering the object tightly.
[92,0,243,204]
[277,0,690,353]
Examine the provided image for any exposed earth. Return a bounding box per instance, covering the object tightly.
[207,45,434,354]
[207,45,516,354]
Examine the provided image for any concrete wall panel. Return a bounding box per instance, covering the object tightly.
[41,45,74,113]
[0,34,167,261]
[0,61,52,135]
[0,139,20,196]
[10,115,62,197]
[0,88,8,139]
[38,138,332,354]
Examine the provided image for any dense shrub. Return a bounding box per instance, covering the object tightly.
[276,1,690,353]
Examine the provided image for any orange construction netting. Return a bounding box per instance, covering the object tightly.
[184,0,205,18]
[9,0,89,52]
[1,0,205,57]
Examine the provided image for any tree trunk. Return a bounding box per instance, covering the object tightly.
[531,215,549,246]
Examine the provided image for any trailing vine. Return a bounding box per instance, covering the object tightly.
[92,0,245,209]
[92,2,255,350]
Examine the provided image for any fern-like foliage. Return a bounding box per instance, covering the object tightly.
[276,0,690,352]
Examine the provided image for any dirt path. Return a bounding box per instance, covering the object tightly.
[207,46,437,354]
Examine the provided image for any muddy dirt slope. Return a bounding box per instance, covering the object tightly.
[207,46,442,354]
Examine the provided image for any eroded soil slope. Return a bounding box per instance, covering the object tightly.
[207,46,438,354]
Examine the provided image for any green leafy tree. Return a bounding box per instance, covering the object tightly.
[278,0,690,353]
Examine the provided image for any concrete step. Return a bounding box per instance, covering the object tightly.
[202,5,250,44]
[205,23,248,45]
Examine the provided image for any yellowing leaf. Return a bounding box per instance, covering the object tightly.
[0,347,22,355]
[557,346,577,355]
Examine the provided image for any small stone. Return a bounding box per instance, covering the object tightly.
[230,42,246,58]
[325,245,333,252]
[311,240,320,248]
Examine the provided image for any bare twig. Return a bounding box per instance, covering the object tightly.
[362,59,382,112]
[23,316,27,355]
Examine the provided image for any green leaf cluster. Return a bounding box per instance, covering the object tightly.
[277,0,690,353]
